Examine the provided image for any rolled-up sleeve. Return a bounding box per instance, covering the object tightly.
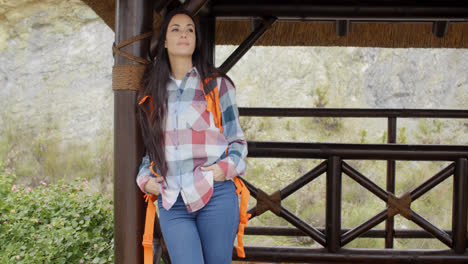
[216,77,248,180]
[136,155,156,194]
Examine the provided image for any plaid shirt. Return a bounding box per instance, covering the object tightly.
[136,67,247,213]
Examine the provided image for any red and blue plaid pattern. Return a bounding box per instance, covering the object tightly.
[136,68,247,213]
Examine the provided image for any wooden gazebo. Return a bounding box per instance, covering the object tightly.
[81,0,468,263]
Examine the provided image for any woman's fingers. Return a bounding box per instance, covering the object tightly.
[213,174,226,182]
[200,165,215,171]
[201,164,226,181]
[144,177,161,195]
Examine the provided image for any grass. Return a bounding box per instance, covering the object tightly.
[0,110,113,193]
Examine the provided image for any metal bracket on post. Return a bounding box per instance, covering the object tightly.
[433,21,449,38]
[335,20,349,36]
[387,192,412,219]
[255,189,282,216]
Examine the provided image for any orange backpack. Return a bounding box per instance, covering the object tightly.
[139,76,251,264]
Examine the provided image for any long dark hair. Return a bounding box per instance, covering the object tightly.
[138,8,232,180]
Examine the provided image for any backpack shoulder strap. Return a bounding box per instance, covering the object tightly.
[202,77,223,135]
[143,194,157,264]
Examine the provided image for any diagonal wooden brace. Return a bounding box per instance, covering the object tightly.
[387,192,412,219]
[256,189,282,217]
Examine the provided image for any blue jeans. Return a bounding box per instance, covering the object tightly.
[158,180,240,264]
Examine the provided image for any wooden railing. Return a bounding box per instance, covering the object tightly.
[232,108,468,263]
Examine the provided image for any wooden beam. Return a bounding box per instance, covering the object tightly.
[219,17,277,74]
[212,3,468,21]
[184,0,209,15]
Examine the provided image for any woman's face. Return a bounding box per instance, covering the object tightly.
[165,14,196,58]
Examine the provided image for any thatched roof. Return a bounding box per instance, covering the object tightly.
[81,0,468,48]
[216,21,468,48]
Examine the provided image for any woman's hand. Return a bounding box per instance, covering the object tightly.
[144,177,164,195]
[201,164,226,182]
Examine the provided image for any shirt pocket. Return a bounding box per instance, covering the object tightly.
[185,102,211,131]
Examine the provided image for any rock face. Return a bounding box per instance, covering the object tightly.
[0,0,114,145]
[215,46,468,111]
[1,0,467,146]
[362,49,467,109]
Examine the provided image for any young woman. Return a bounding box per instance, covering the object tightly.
[135,8,248,264]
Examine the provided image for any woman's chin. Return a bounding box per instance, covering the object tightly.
[168,49,195,58]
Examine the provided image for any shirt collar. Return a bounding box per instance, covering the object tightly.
[169,67,199,81]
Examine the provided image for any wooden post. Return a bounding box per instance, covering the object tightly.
[113,0,153,263]
[452,158,468,253]
[198,4,215,65]
[386,117,397,248]
[326,156,342,252]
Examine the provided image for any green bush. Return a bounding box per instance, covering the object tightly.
[0,165,114,263]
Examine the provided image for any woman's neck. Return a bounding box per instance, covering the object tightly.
[169,55,193,80]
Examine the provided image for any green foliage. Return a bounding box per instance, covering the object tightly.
[397,126,408,144]
[257,117,273,132]
[415,119,443,144]
[0,166,114,263]
[313,87,329,108]
[381,130,388,143]
[345,238,384,249]
[359,129,368,143]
